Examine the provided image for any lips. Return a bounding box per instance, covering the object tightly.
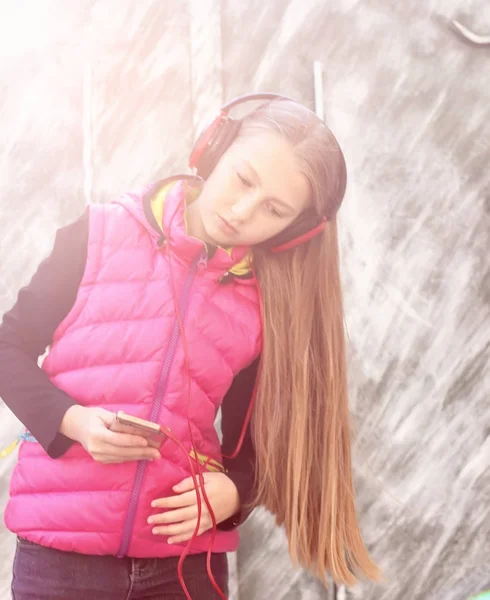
[218,215,238,234]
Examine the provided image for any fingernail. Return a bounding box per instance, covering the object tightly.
[167,539,174,545]
[152,528,159,535]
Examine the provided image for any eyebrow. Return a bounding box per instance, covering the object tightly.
[243,160,296,214]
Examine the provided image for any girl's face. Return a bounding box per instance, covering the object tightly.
[187,130,311,248]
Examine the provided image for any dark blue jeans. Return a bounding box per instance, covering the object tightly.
[12,537,228,599]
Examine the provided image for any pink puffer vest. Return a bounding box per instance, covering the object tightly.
[5,182,261,558]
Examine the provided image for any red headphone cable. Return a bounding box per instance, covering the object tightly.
[165,212,226,598]
[163,202,266,599]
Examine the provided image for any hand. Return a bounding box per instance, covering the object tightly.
[59,405,162,464]
[149,472,241,544]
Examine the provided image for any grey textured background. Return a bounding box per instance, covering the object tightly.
[1,1,489,599]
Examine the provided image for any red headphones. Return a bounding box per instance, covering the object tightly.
[188,92,346,253]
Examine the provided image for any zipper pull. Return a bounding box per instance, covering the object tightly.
[197,246,208,269]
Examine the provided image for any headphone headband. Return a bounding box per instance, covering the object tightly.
[221,92,287,112]
[220,92,329,124]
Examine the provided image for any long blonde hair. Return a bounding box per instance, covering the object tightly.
[242,100,381,586]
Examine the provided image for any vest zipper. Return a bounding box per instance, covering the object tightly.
[116,247,207,558]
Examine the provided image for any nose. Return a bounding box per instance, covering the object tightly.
[230,193,258,221]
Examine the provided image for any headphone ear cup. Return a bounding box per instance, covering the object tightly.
[189,116,242,180]
[189,114,224,172]
[262,214,327,253]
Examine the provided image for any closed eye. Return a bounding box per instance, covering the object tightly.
[267,203,284,218]
[237,171,253,188]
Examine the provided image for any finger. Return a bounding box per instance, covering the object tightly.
[168,529,210,544]
[151,519,205,537]
[93,452,148,464]
[152,490,198,510]
[95,443,161,461]
[100,428,150,448]
[109,421,160,439]
[148,505,198,525]
[146,438,163,449]
[92,454,125,464]
[172,472,212,493]
[106,426,165,449]
[173,476,202,494]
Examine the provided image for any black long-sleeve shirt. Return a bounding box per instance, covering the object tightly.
[0,209,258,528]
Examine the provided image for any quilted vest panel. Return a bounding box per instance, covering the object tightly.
[5,184,261,558]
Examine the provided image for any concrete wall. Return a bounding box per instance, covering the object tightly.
[1,1,489,599]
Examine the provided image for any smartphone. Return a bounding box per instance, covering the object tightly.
[115,411,171,445]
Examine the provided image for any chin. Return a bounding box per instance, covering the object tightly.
[200,226,229,248]
[201,222,232,248]
[212,233,237,248]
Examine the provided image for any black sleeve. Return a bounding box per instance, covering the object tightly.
[0,210,90,458]
[218,358,259,530]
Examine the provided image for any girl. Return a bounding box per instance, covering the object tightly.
[0,94,380,599]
